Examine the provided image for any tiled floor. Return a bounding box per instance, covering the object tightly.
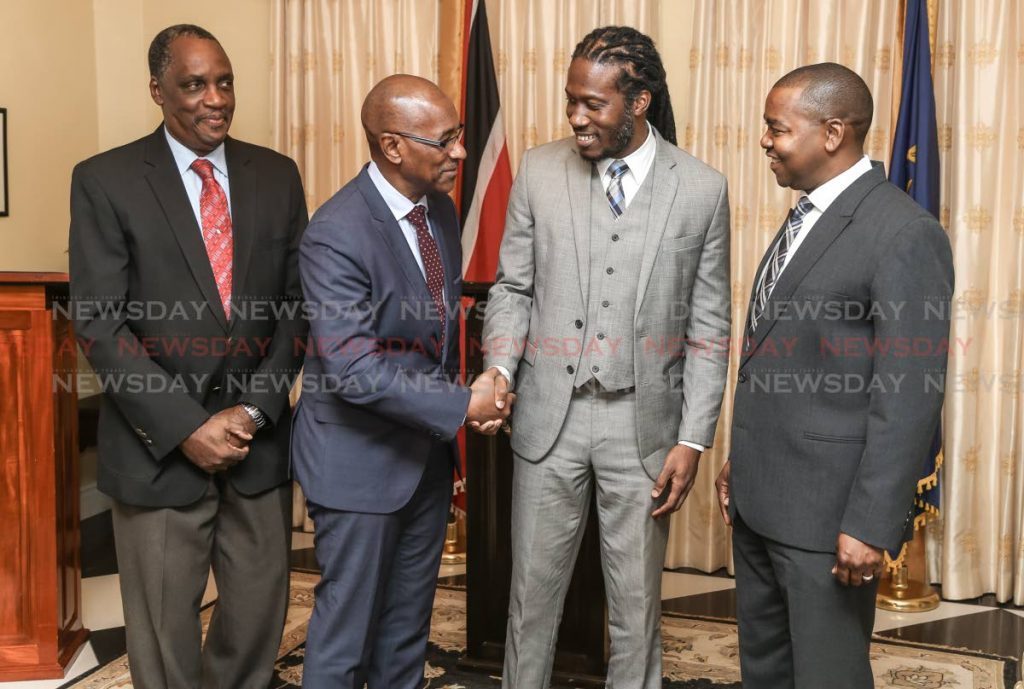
[8,512,1020,688]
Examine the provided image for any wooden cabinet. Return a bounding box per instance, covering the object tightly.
[0,273,88,680]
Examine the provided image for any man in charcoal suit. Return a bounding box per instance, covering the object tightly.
[716,63,954,688]
[291,75,511,689]
[481,26,732,688]
[69,24,307,689]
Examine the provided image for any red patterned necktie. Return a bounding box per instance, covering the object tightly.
[406,204,447,349]
[190,158,233,320]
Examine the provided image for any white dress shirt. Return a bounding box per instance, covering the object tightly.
[595,122,657,211]
[164,126,232,231]
[367,162,446,299]
[758,155,874,292]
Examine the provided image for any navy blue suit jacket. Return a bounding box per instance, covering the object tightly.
[291,165,470,514]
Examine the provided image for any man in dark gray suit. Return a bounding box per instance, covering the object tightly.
[716,63,954,688]
[482,26,731,688]
[70,25,307,688]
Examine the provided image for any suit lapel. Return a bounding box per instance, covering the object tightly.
[740,165,888,369]
[225,138,255,333]
[356,167,433,302]
[635,135,680,319]
[566,150,592,306]
[142,128,229,331]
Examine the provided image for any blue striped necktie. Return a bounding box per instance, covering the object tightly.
[606,159,629,218]
[750,195,815,332]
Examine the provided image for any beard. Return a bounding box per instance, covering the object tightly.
[595,105,637,160]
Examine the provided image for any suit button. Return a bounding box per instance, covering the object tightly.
[212,385,222,393]
[738,372,748,384]
[596,332,605,340]
[575,319,583,329]
[566,365,575,374]
[602,301,610,308]
[611,234,620,242]
[144,438,153,446]
[606,267,614,275]
[592,365,599,373]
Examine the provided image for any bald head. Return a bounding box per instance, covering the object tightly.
[361,75,455,151]
[361,74,465,201]
[774,63,873,144]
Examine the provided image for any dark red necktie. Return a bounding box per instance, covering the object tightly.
[190,158,233,319]
[406,204,446,348]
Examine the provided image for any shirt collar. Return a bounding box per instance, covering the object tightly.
[803,155,873,214]
[595,122,656,180]
[164,126,229,178]
[367,161,429,221]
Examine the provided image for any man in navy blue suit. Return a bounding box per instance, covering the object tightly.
[292,75,511,689]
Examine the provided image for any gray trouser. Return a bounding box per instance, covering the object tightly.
[503,388,669,689]
[732,513,878,689]
[112,476,292,689]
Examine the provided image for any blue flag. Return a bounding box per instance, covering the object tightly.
[888,0,942,538]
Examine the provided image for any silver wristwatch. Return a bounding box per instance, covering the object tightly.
[241,403,267,429]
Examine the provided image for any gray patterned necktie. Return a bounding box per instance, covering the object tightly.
[606,159,629,218]
[750,196,815,332]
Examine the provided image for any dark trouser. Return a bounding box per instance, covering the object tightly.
[111,476,292,689]
[302,443,452,689]
[732,513,879,689]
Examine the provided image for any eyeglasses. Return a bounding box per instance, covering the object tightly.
[390,124,465,151]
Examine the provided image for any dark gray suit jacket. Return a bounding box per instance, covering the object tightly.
[729,163,954,554]
[69,127,308,507]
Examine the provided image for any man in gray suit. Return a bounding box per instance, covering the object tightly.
[481,26,731,688]
[716,63,953,688]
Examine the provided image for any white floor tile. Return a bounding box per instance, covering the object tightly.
[873,600,991,632]
[81,575,124,631]
[0,640,98,689]
[1008,608,1024,620]
[661,571,735,600]
[439,563,466,578]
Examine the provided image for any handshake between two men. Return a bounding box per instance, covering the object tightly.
[465,367,515,436]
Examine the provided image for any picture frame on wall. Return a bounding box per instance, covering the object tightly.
[0,108,7,217]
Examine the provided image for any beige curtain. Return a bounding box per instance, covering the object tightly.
[271,0,442,214]
[485,0,659,172]
[664,0,900,573]
[929,0,1024,604]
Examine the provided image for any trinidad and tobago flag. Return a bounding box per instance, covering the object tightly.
[453,0,513,518]
[457,0,513,284]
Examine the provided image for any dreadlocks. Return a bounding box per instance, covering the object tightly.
[571,26,676,145]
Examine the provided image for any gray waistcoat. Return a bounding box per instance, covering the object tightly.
[574,165,654,390]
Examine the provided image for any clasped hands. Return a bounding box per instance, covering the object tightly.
[466,367,516,436]
[180,405,257,474]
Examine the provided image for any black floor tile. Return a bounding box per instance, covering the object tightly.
[290,547,320,573]
[81,510,118,578]
[661,588,737,621]
[876,608,1024,659]
[89,625,128,665]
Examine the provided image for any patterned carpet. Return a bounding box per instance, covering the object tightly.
[66,572,1020,689]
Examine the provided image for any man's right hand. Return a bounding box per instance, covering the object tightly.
[179,408,254,474]
[715,460,732,526]
[466,367,514,435]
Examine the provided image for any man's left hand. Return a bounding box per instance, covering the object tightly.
[651,444,701,519]
[832,532,884,586]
